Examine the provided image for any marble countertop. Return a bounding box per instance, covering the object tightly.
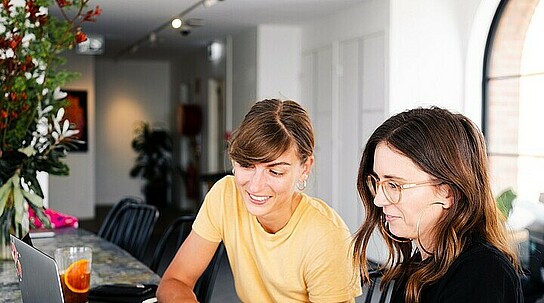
[0,228,160,302]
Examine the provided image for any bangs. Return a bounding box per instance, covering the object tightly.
[229,121,295,166]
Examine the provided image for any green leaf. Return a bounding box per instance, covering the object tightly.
[12,178,24,225]
[28,204,51,229]
[22,173,44,198]
[497,188,517,219]
[22,190,44,208]
[0,181,13,217]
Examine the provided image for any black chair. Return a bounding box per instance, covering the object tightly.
[150,215,226,303]
[97,196,143,238]
[98,199,159,261]
[362,261,393,303]
[150,214,197,274]
[194,243,226,303]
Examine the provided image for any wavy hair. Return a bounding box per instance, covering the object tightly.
[352,107,519,303]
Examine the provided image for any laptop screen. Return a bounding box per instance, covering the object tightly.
[10,234,64,303]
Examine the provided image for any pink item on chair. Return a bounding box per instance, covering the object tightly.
[28,208,79,228]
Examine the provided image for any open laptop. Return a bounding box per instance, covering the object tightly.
[10,234,65,303]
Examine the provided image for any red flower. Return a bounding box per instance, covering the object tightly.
[55,0,71,8]
[83,5,102,22]
[2,0,10,11]
[9,35,22,50]
[75,30,87,44]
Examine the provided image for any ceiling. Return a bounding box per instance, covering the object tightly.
[65,0,364,60]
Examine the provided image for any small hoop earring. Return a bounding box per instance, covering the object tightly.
[296,179,307,191]
[231,167,235,175]
[380,214,410,243]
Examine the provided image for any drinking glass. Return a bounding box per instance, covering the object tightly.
[54,246,92,303]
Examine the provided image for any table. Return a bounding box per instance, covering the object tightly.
[0,228,161,302]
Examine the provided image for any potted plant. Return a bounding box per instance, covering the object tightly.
[130,122,173,207]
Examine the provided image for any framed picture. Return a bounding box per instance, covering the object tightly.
[63,90,88,152]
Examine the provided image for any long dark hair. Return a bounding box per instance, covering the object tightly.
[352,107,518,303]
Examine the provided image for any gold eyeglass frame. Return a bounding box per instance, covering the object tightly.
[366,174,441,204]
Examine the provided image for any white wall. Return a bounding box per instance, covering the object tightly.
[49,52,96,219]
[230,25,303,131]
[301,0,388,235]
[302,0,388,51]
[94,59,170,205]
[388,0,482,117]
[231,28,258,127]
[256,25,302,102]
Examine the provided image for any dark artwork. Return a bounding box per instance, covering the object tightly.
[64,90,88,152]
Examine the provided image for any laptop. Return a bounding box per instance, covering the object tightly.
[10,234,65,303]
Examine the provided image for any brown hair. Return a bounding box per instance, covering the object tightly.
[352,107,519,303]
[228,99,314,166]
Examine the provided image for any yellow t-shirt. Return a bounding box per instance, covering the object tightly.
[193,176,362,303]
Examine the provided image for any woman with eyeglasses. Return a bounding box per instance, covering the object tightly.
[158,99,361,302]
[352,107,523,303]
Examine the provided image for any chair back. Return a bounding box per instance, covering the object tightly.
[194,242,226,303]
[150,214,196,274]
[99,200,159,261]
[150,215,226,303]
[97,197,143,238]
[362,262,394,303]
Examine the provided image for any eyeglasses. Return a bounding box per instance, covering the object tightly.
[366,174,441,204]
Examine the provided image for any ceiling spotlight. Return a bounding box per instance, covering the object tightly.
[171,18,183,29]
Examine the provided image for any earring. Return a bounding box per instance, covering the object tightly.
[379,214,410,243]
[296,175,308,191]
[231,167,235,175]
[415,201,445,256]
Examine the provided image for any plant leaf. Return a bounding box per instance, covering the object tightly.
[22,190,44,208]
[0,181,13,217]
[12,177,25,224]
[497,188,517,219]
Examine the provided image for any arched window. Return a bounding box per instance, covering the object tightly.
[484,0,544,202]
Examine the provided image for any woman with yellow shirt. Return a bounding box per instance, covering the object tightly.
[157,99,361,302]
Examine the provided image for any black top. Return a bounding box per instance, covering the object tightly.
[390,240,524,303]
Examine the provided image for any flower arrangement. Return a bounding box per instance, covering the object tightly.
[0,0,100,255]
